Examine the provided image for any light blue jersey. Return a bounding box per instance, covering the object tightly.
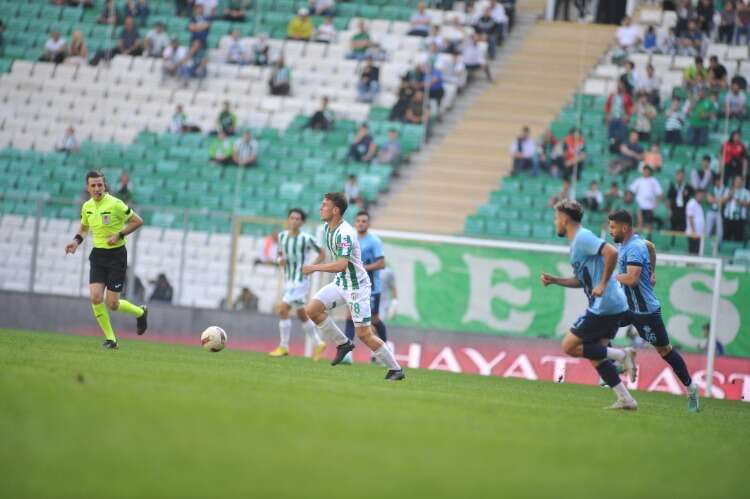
[617,234,660,314]
[359,232,384,294]
[570,228,628,316]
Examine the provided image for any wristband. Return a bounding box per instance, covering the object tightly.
[74,234,83,244]
[118,231,125,240]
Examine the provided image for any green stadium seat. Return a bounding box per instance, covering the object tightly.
[508,222,531,239]
[485,220,509,237]
[464,215,485,236]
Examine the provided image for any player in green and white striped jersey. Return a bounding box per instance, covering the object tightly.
[268,208,327,360]
[302,192,404,381]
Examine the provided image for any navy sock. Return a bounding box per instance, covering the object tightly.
[374,320,387,342]
[582,343,607,360]
[344,319,355,341]
[662,349,692,387]
[596,360,621,388]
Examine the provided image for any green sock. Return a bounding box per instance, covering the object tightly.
[92,303,116,342]
[116,299,144,318]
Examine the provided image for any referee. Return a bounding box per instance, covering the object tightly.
[65,171,148,349]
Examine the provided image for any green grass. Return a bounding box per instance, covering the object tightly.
[1,329,748,499]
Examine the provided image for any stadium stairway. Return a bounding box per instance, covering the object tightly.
[376,19,616,235]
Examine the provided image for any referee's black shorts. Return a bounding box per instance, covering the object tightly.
[89,246,127,292]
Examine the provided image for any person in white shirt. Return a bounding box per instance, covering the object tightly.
[636,63,662,106]
[233,131,258,167]
[616,16,641,51]
[510,126,539,176]
[40,31,67,64]
[144,22,170,58]
[436,52,467,90]
[690,155,714,191]
[488,0,508,35]
[195,0,218,18]
[584,181,604,211]
[442,16,467,54]
[168,104,187,134]
[56,126,79,153]
[424,25,446,52]
[685,190,705,254]
[162,38,188,77]
[408,1,431,37]
[462,33,491,81]
[628,165,663,230]
[308,0,335,16]
[315,16,337,43]
[226,29,247,64]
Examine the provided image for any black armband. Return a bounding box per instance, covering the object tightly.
[74,234,83,244]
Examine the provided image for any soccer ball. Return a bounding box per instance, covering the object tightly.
[201,326,227,352]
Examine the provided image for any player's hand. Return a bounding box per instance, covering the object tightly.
[386,299,398,320]
[65,242,78,254]
[650,273,656,287]
[540,273,556,287]
[591,282,606,298]
[106,234,120,246]
[302,264,315,276]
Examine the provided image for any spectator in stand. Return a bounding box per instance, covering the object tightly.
[425,25,446,53]
[725,81,746,121]
[683,56,708,88]
[462,33,491,81]
[636,63,661,107]
[548,178,572,207]
[268,56,291,96]
[675,0,695,36]
[510,126,539,176]
[722,130,748,182]
[315,16,337,44]
[706,175,726,243]
[717,1,736,44]
[691,155,715,191]
[306,97,334,131]
[169,104,187,133]
[583,181,604,211]
[195,0,218,18]
[612,190,640,224]
[695,0,714,35]
[188,4,211,47]
[427,63,445,110]
[474,7,499,60]
[179,39,209,79]
[347,20,372,60]
[633,92,657,143]
[629,165,663,230]
[374,129,402,168]
[254,230,279,266]
[40,31,67,64]
[604,182,622,212]
[737,1,750,44]
[111,15,143,58]
[233,131,258,167]
[65,30,88,65]
[619,60,637,95]
[162,38,188,77]
[404,90,428,124]
[642,26,658,53]
[97,0,121,26]
[443,16,467,54]
[347,123,377,163]
[226,29,248,64]
[687,88,714,147]
[223,0,250,22]
[562,127,586,181]
[389,76,415,122]
[124,0,150,27]
[116,172,133,204]
[487,0,508,39]
[56,126,79,153]
[252,33,270,66]
[723,175,750,242]
[216,101,237,136]
[664,97,686,152]
[678,19,703,57]
[145,22,169,58]
[667,169,695,231]
[357,57,380,103]
[611,130,646,176]
[436,52,467,90]
[685,189,705,254]
[604,81,633,150]
[539,129,563,177]
[150,273,174,303]
[643,143,663,172]
[287,8,313,41]
[708,55,727,89]
[408,2,431,37]
[344,174,362,207]
[616,15,641,52]
[308,0,335,16]
[209,131,234,165]
[233,287,259,312]
[175,0,192,17]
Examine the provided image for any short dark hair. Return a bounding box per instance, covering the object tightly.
[554,199,583,223]
[356,210,370,219]
[702,154,711,161]
[288,208,307,221]
[608,209,633,226]
[86,170,104,183]
[324,192,348,215]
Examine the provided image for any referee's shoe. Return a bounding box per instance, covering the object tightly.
[137,305,148,335]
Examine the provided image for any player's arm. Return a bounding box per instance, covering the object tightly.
[645,239,657,286]
[616,264,642,288]
[540,273,582,288]
[592,243,618,297]
[312,246,325,265]
[303,257,348,275]
[365,256,385,272]
[65,223,89,254]
[106,210,143,246]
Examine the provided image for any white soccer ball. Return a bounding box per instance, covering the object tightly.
[201,326,227,352]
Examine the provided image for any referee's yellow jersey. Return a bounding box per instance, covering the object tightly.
[81,193,133,249]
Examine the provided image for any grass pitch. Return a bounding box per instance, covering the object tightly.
[0,329,748,499]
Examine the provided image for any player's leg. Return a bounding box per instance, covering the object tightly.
[590,338,637,410]
[564,313,637,381]
[350,293,404,380]
[296,306,326,361]
[371,293,386,342]
[306,283,352,365]
[104,255,147,334]
[90,282,117,347]
[344,311,356,342]
[270,301,292,357]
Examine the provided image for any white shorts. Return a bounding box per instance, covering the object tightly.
[313,282,372,325]
[282,280,310,308]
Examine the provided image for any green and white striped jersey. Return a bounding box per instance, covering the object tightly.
[278,230,321,284]
[322,220,371,292]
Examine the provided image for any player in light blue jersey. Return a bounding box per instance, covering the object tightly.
[541,200,639,410]
[608,209,700,412]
